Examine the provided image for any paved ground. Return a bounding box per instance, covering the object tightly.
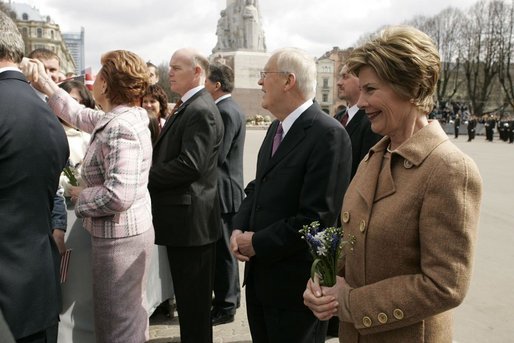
[149,129,514,342]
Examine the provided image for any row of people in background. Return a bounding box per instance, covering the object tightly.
[458,114,514,143]
[2,10,483,343]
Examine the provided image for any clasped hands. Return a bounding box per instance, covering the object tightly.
[230,229,255,262]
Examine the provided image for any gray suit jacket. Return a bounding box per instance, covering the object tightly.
[216,96,246,214]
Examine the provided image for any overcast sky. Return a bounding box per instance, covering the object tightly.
[16,0,480,73]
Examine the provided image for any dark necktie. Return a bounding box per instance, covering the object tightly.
[340,110,349,127]
[171,99,183,114]
[271,123,283,157]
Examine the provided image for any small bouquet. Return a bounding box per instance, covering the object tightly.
[299,221,355,287]
[62,160,80,187]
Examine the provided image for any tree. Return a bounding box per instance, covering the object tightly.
[461,0,505,115]
[407,8,466,108]
[498,0,514,112]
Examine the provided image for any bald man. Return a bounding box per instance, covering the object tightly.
[149,48,224,343]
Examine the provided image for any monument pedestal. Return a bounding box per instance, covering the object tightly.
[210,51,272,117]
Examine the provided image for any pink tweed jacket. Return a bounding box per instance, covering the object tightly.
[48,88,153,238]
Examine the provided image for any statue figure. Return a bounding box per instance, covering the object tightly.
[243,0,259,50]
[214,10,230,51]
[213,0,266,52]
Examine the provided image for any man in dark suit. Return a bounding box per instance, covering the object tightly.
[467,115,477,142]
[0,12,69,343]
[149,48,224,343]
[205,63,246,325]
[336,64,382,178]
[230,48,352,343]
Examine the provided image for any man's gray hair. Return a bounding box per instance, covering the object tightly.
[273,47,317,99]
[0,11,24,63]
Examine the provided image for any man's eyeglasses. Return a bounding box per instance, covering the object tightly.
[259,71,290,79]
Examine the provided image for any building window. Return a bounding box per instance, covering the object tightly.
[323,78,329,88]
[37,28,43,38]
[22,13,28,20]
[51,30,54,39]
[322,93,328,103]
[22,27,28,36]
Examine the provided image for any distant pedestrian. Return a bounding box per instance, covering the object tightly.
[467,115,477,142]
[485,115,496,141]
[454,113,461,138]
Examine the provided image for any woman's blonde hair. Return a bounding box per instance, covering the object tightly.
[99,50,149,106]
[347,26,441,113]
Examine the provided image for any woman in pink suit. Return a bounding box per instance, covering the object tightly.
[25,50,154,343]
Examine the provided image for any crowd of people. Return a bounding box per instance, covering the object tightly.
[1,9,484,343]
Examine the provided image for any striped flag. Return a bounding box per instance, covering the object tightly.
[60,249,72,283]
[82,67,94,91]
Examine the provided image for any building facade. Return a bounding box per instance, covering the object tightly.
[316,47,353,115]
[9,2,76,75]
[316,57,335,114]
[63,28,85,75]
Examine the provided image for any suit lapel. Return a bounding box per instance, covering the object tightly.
[154,89,206,147]
[256,121,276,177]
[156,104,184,145]
[353,139,395,208]
[262,106,315,174]
[345,110,365,136]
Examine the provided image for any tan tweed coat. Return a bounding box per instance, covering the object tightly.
[339,120,482,342]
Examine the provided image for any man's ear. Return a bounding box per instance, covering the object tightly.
[284,73,296,91]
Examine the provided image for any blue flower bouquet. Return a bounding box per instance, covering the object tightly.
[299,221,354,287]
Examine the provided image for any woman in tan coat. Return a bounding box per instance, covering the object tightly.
[304,26,482,342]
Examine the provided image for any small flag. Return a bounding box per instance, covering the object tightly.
[82,67,94,91]
[60,249,72,283]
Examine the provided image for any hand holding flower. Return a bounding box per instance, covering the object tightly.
[303,275,353,322]
[303,273,338,321]
[68,185,83,205]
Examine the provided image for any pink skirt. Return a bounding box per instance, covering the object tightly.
[91,228,154,343]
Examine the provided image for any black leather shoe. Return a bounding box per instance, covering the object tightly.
[211,311,235,326]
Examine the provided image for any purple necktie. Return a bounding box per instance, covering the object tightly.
[271,123,283,157]
[340,111,349,127]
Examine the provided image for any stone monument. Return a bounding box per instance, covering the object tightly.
[210,0,271,117]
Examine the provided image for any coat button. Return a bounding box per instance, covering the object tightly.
[377,312,388,324]
[342,211,350,223]
[393,308,404,320]
[404,159,413,169]
[359,219,366,233]
[362,316,372,327]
